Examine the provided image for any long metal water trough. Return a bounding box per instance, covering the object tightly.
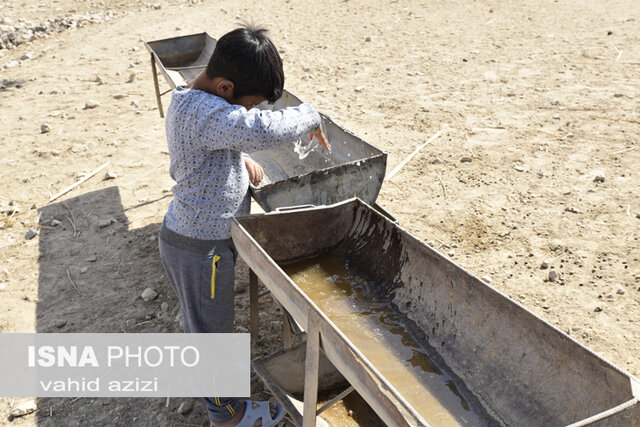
[144,32,387,211]
[231,199,640,426]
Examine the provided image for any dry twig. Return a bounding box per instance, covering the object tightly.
[66,268,82,296]
[49,162,110,203]
[385,126,449,181]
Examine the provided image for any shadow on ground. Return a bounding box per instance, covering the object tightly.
[31,187,212,426]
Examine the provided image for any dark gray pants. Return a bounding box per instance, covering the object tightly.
[158,221,243,423]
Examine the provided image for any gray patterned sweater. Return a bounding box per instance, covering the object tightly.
[164,87,321,240]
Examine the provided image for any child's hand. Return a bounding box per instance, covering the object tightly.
[310,126,331,151]
[243,157,264,186]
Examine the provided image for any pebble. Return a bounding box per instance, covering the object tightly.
[482,70,499,82]
[594,306,602,312]
[40,122,51,133]
[594,174,605,183]
[20,52,32,60]
[537,169,545,178]
[514,165,525,172]
[80,266,88,274]
[448,249,455,257]
[616,287,625,295]
[177,400,193,415]
[426,240,435,247]
[113,93,126,99]
[570,326,582,333]
[98,218,114,228]
[141,288,158,302]
[50,219,61,227]
[548,270,559,282]
[10,400,37,417]
[460,156,473,163]
[432,158,443,164]
[161,302,169,312]
[365,36,372,42]
[354,85,365,92]
[84,100,100,109]
[552,114,560,120]
[564,207,580,214]
[613,93,623,98]
[86,255,97,262]
[54,319,67,328]
[25,229,38,240]
[94,75,103,84]
[540,259,550,269]
[104,171,117,180]
[636,212,640,219]
[481,275,492,283]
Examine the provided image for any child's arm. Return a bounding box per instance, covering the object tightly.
[196,100,329,153]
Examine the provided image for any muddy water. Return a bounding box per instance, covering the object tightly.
[283,255,483,426]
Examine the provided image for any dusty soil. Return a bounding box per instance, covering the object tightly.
[0,0,638,425]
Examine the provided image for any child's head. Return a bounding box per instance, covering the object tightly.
[206,24,284,105]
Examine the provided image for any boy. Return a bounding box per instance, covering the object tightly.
[158,24,330,427]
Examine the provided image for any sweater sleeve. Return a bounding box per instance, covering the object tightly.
[196,100,322,153]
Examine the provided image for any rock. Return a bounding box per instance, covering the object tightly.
[20,52,33,60]
[460,156,473,163]
[616,287,625,295]
[594,306,602,312]
[103,171,117,180]
[613,93,623,98]
[552,113,560,120]
[50,219,61,227]
[10,400,37,417]
[84,100,100,109]
[98,218,114,228]
[80,266,88,274]
[548,270,559,282]
[594,174,605,183]
[141,288,158,302]
[55,319,67,329]
[86,255,97,262]
[354,85,365,92]
[481,275,492,283]
[514,165,525,172]
[25,229,38,240]
[127,72,137,83]
[540,260,550,269]
[365,36,372,42]
[448,249,455,257]
[40,122,51,133]
[570,326,582,333]
[482,70,499,82]
[564,207,580,214]
[177,400,193,415]
[126,319,136,327]
[113,93,126,99]
[432,158,443,164]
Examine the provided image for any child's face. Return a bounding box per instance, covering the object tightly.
[230,94,266,110]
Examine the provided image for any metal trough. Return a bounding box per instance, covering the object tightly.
[231,199,640,426]
[144,33,387,211]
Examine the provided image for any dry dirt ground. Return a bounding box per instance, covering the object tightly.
[0,0,639,425]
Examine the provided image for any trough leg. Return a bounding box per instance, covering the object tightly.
[303,313,320,427]
[249,270,259,347]
[150,53,164,118]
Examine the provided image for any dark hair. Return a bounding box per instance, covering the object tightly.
[206,24,284,103]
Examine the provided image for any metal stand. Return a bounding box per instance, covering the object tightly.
[150,53,164,118]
